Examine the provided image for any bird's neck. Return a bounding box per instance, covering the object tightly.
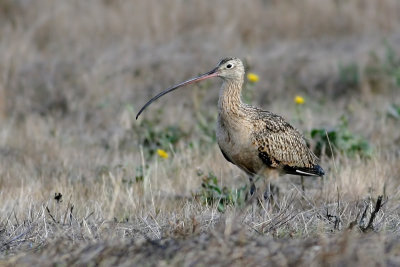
[218,79,246,120]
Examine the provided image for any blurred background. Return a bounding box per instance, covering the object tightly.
[0,0,399,189]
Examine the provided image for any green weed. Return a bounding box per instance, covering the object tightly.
[311,116,373,158]
[135,165,145,183]
[194,170,247,212]
[364,42,400,93]
[135,116,186,159]
[338,62,360,90]
[383,42,400,88]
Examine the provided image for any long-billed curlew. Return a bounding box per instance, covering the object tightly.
[136,57,325,195]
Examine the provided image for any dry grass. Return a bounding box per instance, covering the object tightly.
[1,0,400,266]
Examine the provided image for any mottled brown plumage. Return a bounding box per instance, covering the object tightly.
[136,57,325,191]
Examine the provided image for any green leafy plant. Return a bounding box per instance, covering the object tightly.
[194,170,247,212]
[310,116,373,158]
[383,42,400,87]
[338,63,360,90]
[364,43,400,92]
[195,112,217,144]
[135,165,145,182]
[135,115,186,159]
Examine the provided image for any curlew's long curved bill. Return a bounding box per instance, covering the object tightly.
[136,68,218,119]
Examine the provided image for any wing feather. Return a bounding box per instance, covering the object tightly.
[251,110,321,172]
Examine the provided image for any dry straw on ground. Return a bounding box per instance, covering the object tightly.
[1,0,400,266]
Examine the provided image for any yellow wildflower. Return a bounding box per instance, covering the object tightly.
[247,73,259,83]
[157,149,169,159]
[294,95,305,105]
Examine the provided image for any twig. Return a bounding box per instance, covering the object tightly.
[335,187,341,230]
[359,201,370,227]
[84,211,95,221]
[326,208,341,231]
[46,206,58,224]
[69,205,74,225]
[361,195,384,232]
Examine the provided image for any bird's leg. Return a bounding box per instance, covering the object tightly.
[245,175,256,202]
[245,175,259,217]
[301,175,305,192]
[263,181,272,210]
[249,176,256,196]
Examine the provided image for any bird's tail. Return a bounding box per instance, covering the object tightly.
[283,164,325,177]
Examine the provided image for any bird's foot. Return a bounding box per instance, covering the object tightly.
[263,184,279,206]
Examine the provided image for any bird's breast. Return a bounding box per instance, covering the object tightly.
[216,116,263,174]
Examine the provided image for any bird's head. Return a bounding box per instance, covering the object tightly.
[213,57,245,81]
[136,57,245,119]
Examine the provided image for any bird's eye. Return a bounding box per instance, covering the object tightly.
[226,64,233,69]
